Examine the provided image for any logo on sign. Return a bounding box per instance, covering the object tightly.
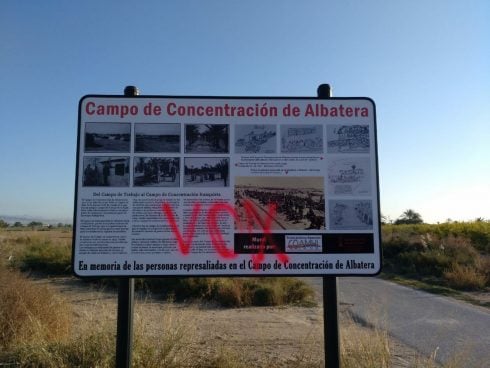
[285,235,322,252]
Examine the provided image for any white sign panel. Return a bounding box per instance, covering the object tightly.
[73,96,381,276]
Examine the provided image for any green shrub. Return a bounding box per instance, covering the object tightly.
[252,285,278,306]
[19,241,71,275]
[382,222,489,291]
[212,278,250,307]
[91,276,315,307]
[383,222,490,253]
[385,234,482,277]
[140,277,315,307]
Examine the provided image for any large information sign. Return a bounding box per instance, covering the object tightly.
[73,96,381,277]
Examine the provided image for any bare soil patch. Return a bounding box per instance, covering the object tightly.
[37,276,432,367]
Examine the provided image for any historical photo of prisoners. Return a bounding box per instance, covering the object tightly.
[135,123,180,153]
[82,156,130,187]
[326,125,370,153]
[234,176,325,230]
[234,124,276,154]
[328,199,373,230]
[280,124,323,153]
[184,157,229,187]
[133,157,180,187]
[84,123,131,153]
[185,124,229,153]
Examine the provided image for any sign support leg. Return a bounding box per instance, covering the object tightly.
[115,85,139,368]
[116,277,135,368]
[323,276,340,368]
[318,83,340,368]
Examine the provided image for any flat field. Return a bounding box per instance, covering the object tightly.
[1,226,488,367]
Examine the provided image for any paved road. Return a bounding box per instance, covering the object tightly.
[303,277,490,367]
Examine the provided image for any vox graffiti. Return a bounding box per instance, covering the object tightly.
[161,199,290,268]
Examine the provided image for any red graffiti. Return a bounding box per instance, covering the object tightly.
[207,202,239,259]
[242,200,289,265]
[161,199,289,268]
[162,202,201,255]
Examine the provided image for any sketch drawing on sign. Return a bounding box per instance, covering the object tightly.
[327,158,371,196]
[280,124,323,153]
[327,125,369,153]
[329,200,373,230]
[235,124,276,153]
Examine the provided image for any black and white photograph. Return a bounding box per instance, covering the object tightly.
[234,124,276,154]
[135,123,180,153]
[185,124,229,153]
[326,125,370,153]
[234,176,325,230]
[327,158,371,196]
[328,199,373,230]
[280,124,323,153]
[184,157,229,187]
[82,156,130,187]
[133,157,180,187]
[84,123,131,152]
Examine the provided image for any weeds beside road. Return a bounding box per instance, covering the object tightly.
[5,221,490,296]
[0,223,488,367]
[382,222,490,308]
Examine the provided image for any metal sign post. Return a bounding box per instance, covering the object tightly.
[115,86,138,368]
[116,277,134,368]
[318,84,340,368]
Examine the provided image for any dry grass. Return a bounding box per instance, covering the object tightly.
[0,268,71,351]
[1,228,484,367]
[132,303,199,368]
[0,276,471,368]
[340,319,391,368]
[210,277,316,307]
[1,229,316,307]
[383,228,490,291]
[0,229,72,271]
[444,263,487,291]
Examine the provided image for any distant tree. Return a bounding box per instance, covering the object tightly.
[205,125,228,151]
[0,219,9,228]
[215,158,229,186]
[186,125,200,146]
[13,222,23,228]
[394,209,423,225]
[380,214,392,225]
[475,217,485,222]
[27,221,43,228]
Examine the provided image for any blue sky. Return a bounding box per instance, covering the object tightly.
[0,0,489,224]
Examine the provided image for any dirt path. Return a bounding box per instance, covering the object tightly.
[43,276,430,367]
[337,277,490,367]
